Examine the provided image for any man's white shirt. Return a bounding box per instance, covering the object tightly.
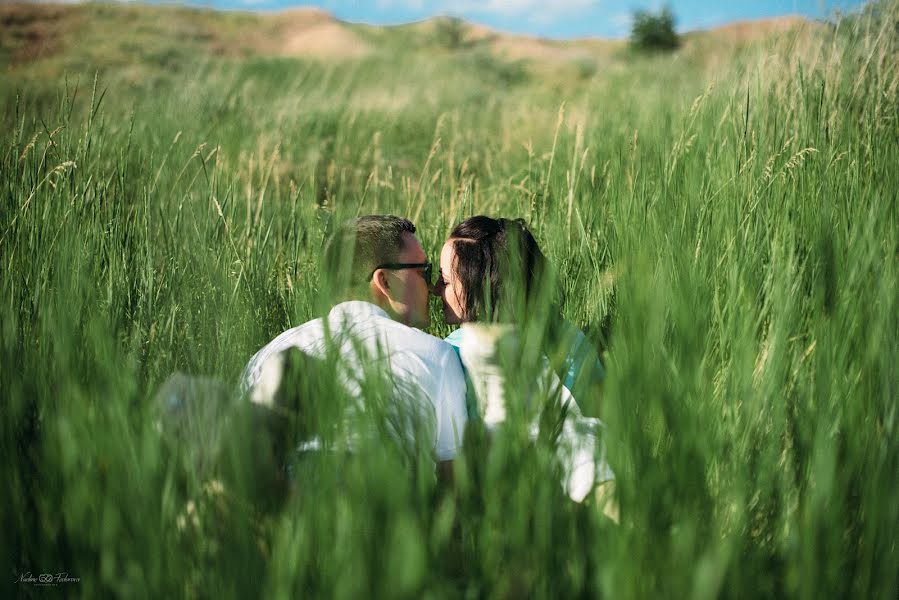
[242,301,468,461]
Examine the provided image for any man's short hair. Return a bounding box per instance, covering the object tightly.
[322,215,417,292]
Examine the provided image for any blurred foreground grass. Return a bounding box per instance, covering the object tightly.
[1,2,897,598]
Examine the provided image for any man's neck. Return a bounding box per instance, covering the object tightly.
[329,296,399,322]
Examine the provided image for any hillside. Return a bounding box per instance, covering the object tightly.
[1,2,826,78]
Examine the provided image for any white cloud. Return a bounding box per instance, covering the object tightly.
[464,0,595,16]
[374,0,426,10]
[610,12,632,36]
[376,0,599,24]
[452,0,599,24]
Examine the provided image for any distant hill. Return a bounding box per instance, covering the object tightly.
[1,2,827,75]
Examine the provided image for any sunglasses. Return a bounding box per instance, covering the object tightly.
[369,262,433,286]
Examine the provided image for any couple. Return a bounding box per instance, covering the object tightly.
[242,215,613,505]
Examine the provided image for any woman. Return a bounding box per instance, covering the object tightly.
[435,216,605,411]
[434,216,615,510]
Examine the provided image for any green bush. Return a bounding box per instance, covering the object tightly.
[630,6,680,52]
[434,15,465,49]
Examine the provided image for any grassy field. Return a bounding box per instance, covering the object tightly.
[2,2,897,598]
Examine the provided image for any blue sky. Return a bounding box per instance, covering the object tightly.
[158,1,868,39]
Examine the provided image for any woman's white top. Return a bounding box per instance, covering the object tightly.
[454,323,614,502]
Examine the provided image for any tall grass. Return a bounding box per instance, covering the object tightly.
[2,2,897,597]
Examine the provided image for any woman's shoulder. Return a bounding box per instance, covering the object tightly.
[557,318,605,387]
[558,319,590,357]
[444,327,464,349]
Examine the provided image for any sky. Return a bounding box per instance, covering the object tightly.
[140,1,869,39]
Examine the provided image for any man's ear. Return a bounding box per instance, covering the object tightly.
[370,268,392,299]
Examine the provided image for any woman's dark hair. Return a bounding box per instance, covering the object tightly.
[449,216,550,322]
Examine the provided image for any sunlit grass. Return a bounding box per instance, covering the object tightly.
[2,2,897,597]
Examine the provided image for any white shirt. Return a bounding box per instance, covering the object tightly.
[242,301,468,461]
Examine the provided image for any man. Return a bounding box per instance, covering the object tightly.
[242,215,468,465]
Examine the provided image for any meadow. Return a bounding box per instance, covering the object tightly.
[2,2,897,597]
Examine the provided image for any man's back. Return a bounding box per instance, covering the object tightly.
[243,301,468,461]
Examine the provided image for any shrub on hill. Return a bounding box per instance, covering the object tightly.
[435,15,465,49]
[630,5,680,52]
